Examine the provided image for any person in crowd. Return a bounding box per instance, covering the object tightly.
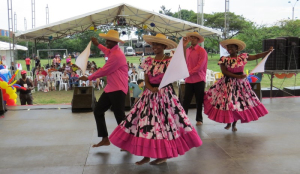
[204,39,272,132]
[127,61,130,68]
[46,71,56,91]
[16,70,34,105]
[65,62,72,76]
[25,57,31,71]
[62,71,69,83]
[33,56,40,79]
[140,55,145,63]
[182,32,208,126]
[109,33,202,165]
[66,55,72,64]
[91,61,97,69]
[69,71,79,90]
[10,62,16,71]
[53,56,57,66]
[129,79,144,105]
[79,29,128,148]
[130,63,136,69]
[36,70,46,91]
[48,65,57,72]
[40,67,48,76]
[105,56,108,63]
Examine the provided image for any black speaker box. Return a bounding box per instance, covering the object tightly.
[263,38,287,70]
[72,87,96,112]
[0,90,6,115]
[283,37,299,69]
[178,83,196,108]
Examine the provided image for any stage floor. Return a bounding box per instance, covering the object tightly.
[0,97,300,174]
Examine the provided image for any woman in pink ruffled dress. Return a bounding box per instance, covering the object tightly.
[109,34,202,165]
[204,39,273,131]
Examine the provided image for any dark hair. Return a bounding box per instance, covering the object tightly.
[137,79,144,85]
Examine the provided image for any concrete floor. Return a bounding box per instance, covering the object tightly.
[0,97,300,174]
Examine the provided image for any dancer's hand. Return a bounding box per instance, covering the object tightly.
[79,76,88,81]
[237,74,247,79]
[268,46,274,52]
[91,37,99,46]
[183,37,190,48]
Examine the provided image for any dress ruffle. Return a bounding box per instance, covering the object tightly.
[109,126,202,158]
[204,76,268,123]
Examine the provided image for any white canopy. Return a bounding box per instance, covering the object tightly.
[0,41,28,51]
[15,3,222,42]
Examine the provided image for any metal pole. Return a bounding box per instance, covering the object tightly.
[292,6,294,20]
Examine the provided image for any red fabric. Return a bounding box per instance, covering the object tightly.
[41,70,47,76]
[109,126,202,159]
[185,45,208,83]
[88,44,128,94]
[25,58,31,65]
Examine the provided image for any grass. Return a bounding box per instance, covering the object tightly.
[14,54,300,105]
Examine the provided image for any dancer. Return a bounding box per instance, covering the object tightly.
[79,30,128,147]
[204,39,272,131]
[109,34,202,165]
[182,32,208,125]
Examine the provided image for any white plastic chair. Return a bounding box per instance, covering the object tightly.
[206,69,216,87]
[59,77,68,91]
[138,71,144,80]
[130,74,138,84]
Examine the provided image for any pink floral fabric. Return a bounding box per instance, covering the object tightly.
[203,53,268,123]
[109,56,202,158]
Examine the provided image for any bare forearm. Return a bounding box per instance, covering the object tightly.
[248,51,270,60]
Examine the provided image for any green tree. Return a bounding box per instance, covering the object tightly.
[159,5,173,16]
[173,10,196,21]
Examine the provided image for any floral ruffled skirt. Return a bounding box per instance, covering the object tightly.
[109,85,202,158]
[204,76,268,123]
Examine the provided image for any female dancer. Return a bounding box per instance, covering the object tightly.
[204,39,273,131]
[109,34,202,165]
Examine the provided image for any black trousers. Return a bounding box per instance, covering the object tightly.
[94,90,126,137]
[182,81,205,122]
[19,93,33,105]
[26,65,30,71]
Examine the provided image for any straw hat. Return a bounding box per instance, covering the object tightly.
[220,39,246,51]
[99,30,125,43]
[186,32,205,43]
[143,33,177,49]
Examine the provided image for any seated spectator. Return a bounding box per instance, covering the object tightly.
[46,71,56,91]
[36,70,46,91]
[138,63,143,70]
[129,79,145,105]
[87,61,92,69]
[62,71,69,83]
[48,65,57,72]
[131,68,138,75]
[91,61,97,69]
[69,71,79,90]
[40,67,48,76]
[65,62,72,76]
[130,63,136,69]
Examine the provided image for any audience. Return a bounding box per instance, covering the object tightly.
[36,71,46,91]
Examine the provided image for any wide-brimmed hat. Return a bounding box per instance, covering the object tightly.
[99,30,125,43]
[143,33,177,49]
[186,32,205,43]
[220,39,246,51]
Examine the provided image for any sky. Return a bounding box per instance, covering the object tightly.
[0,0,299,32]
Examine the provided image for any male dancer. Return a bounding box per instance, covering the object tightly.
[79,30,128,147]
[183,32,208,125]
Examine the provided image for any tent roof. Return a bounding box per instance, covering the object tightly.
[0,41,28,51]
[15,3,222,42]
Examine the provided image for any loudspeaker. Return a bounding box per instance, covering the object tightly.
[71,87,96,112]
[178,83,196,108]
[283,37,299,69]
[263,38,287,70]
[0,90,6,115]
[250,83,262,101]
